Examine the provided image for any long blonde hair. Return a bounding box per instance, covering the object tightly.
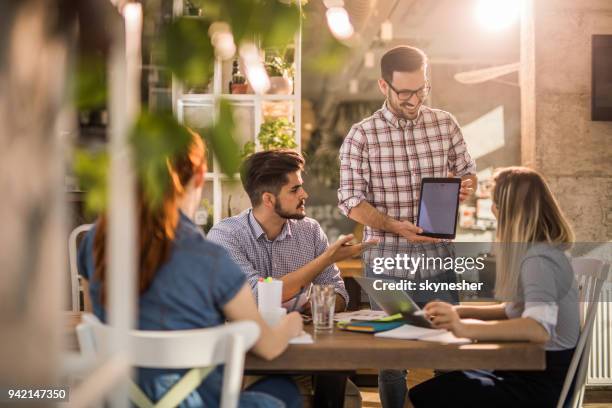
[493,167,574,299]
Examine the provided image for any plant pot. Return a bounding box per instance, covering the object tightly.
[231,83,249,94]
[267,76,293,95]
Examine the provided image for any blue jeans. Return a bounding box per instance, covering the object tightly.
[409,349,574,408]
[143,371,301,408]
[242,376,303,408]
[364,264,459,408]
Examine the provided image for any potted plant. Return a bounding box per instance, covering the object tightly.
[241,117,297,158]
[265,52,294,95]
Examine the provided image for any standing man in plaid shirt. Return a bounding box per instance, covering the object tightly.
[338,46,477,408]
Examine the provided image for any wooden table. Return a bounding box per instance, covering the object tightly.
[246,325,544,407]
[246,325,545,371]
[66,312,545,407]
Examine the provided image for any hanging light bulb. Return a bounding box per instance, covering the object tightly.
[380,19,393,41]
[364,51,375,68]
[239,43,270,94]
[474,0,521,32]
[209,22,236,60]
[326,6,354,40]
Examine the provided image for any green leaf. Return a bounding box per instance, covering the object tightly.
[241,140,256,159]
[204,99,241,177]
[257,117,297,151]
[73,149,109,215]
[130,112,192,208]
[73,53,107,110]
[259,1,301,48]
[156,17,215,86]
[223,0,300,48]
[306,37,351,74]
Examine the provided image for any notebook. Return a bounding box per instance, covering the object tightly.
[337,313,405,333]
[337,320,404,333]
[375,324,471,344]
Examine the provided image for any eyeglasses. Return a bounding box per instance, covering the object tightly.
[385,80,431,101]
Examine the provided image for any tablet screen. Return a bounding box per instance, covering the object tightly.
[418,180,460,236]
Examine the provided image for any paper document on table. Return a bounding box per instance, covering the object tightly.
[282,290,310,312]
[334,309,388,322]
[375,324,471,344]
[418,331,471,345]
[375,324,444,339]
[289,331,313,344]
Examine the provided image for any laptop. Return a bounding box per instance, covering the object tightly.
[354,276,435,329]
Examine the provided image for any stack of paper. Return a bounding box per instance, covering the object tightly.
[375,325,471,344]
[334,310,388,322]
[289,331,314,344]
[336,311,405,333]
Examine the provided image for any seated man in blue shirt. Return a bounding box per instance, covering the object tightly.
[208,149,372,311]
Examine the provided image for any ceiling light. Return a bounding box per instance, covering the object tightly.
[364,51,375,68]
[475,0,521,32]
[380,19,393,41]
[326,7,354,40]
[209,22,236,60]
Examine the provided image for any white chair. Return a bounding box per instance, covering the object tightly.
[68,223,93,311]
[77,313,260,408]
[556,258,610,408]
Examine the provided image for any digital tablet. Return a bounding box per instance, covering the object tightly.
[354,277,435,329]
[416,177,461,239]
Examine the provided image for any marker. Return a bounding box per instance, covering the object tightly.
[413,310,426,316]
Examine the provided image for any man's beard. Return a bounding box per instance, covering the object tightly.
[388,93,421,120]
[274,198,306,220]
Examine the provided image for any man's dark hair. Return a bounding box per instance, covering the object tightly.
[240,149,305,206]
[380,46,428,83]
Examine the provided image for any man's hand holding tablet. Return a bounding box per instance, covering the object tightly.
[416,178,462,239]
[459,178,475,202]
[389,219,441,243]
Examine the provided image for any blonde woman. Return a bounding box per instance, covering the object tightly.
[409,167,578,408]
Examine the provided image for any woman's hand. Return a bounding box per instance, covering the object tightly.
[282,311,304,338]
[424,301,468,338]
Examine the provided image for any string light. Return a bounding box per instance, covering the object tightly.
[325,5,354,40]
[239,43,270,94]
[209,22,236,60]
[380,19,393,41]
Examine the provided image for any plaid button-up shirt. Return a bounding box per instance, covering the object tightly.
[207,209,348,303]
[338,103,476,245]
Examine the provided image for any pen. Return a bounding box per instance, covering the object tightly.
[289,286,304,312]
[413,310,426,316]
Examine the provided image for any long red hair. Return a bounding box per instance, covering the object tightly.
[93,130,206,303]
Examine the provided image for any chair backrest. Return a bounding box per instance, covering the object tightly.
[77,313,260,408]
[68,224,93,311]
[556,258,610,408]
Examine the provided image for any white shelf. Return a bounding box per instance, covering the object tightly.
[180,93,298,102]
[173,1,301,224]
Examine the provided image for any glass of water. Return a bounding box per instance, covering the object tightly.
[311,284,336,332]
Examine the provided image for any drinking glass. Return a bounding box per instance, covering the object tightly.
[311,284,336,332]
